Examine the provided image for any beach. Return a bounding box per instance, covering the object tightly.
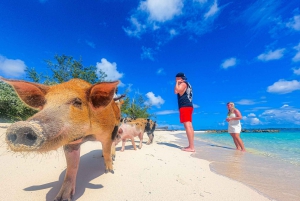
[0,124,272,201]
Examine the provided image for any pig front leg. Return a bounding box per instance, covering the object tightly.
[138,132,143,149]
[54,144,81,201]
[101,141,114,173]
[121,139,126,152]
[146,133,154,145]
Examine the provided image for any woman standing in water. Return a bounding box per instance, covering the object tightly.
[226,102,246,151]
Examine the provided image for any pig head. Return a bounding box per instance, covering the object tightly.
[0,77,120,201]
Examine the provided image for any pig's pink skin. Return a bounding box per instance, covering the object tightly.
[115,123,143,151]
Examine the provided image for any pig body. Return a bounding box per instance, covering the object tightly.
[115,123,144,151]
[122,118,156,145]
[1,77,120,201]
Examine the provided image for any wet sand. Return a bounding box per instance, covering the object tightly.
[178,131,300,201]
[0,125,271,201]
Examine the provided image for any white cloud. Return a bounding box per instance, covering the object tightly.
[292,43,300,62]
[221,57,237,69]
[293,53,300,62]
[124,0,223,45]
[139,0,184,22]
[193,104,200,108]
[244,107,271,112]
[156,110,178,115]
[293,67,300,75]
[286,15,300,31]
[96,58,123,82]
[123,17,146,38]
[169,29,178,37]
[242,116,262,125]
[241,0,281,31]
[157,68,165,75]
[248,113,256,117]
[141,46,155,60]
[218,121,225,126]
[193,0,207,3]
[236,99,256,105]
[257,48,285,61]
[267,79,300,94]
[145,92,165,108]
[85,40,95,48]
[204,0,219,19]
[260,106,300,125]
[0,55,26,77]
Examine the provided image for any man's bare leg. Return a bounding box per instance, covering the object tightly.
[182,121,195,152]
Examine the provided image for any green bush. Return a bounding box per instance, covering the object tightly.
[0,82,37,122]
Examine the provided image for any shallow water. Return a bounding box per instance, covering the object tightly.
[176,130,300,201]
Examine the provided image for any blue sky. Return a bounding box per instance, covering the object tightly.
[0,0,300,129]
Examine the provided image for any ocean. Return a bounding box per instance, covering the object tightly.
[177,129,300,201]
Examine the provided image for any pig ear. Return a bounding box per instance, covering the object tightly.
[0,77,49,109]
[88,81,119,110]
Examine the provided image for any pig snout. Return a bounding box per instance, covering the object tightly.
[6,121,46,151]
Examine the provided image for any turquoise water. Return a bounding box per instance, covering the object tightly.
[195,130,300,166]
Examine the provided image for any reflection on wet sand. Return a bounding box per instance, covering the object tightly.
[177,133,300,201]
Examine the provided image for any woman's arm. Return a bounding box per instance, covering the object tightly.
[232,109,242,120]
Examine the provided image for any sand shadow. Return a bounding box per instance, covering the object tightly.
[157,142,182,149]
[24,150,108,201]
[115,143,146,152]
[206,143,235,150]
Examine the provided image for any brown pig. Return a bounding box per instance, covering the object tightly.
[0,77,120,201]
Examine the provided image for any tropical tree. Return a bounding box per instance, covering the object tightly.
[26,54,107,84]
[121,94,153,119]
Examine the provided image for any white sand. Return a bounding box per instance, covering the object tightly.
[0,124,272,201]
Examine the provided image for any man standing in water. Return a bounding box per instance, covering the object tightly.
[174,72,195,152]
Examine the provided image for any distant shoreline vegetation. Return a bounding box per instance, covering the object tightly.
[205,129,281,133]
[157,127,300,132]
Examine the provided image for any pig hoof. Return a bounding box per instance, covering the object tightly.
[105,169,114,174]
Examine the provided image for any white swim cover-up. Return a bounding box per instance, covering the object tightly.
[228,113,241,133]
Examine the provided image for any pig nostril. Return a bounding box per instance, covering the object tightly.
[8,134,17,142]
[25,132,37,141]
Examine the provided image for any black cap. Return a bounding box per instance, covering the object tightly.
[175,72,187,80]
[175,72,185,77]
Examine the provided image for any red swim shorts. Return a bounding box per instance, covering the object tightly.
[179,107,193,123]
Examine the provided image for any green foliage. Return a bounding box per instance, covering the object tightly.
[121,94,153,119]
[26,54,107,84]
[0,82,37,122]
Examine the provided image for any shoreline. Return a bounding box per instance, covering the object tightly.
[0,125,271,201]
[188,131,300,201]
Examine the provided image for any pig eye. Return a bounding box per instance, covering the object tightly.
[71,98,82,108]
